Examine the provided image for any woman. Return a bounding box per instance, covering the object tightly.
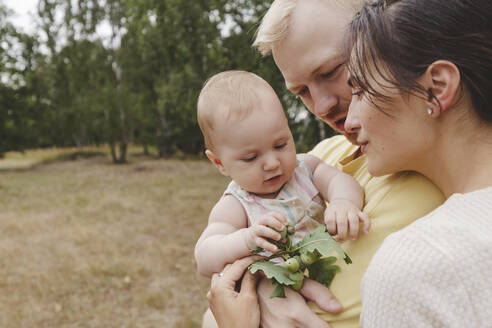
[208,0,492,326]
[343,0,492,326]
[206,256,261,328]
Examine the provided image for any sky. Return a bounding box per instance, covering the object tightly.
[3,0,114,48]
[4,0,38,33]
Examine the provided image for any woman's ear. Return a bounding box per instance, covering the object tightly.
[205,149,228,176]
[423,60,461,115]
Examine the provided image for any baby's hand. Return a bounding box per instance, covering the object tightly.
[324,199,370,242]
[244,211,287,253]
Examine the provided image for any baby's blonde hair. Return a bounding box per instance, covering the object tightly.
[197,70,277,150]
[253,0,366,56]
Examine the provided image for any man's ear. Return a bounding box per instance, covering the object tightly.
[422,60,461,115]
[205,149,228,176]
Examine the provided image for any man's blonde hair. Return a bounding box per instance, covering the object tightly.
[197,70,277,150]
[253,0,366,56]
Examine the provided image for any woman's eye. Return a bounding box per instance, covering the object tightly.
[352,89,364,97]
[348,77,364,98]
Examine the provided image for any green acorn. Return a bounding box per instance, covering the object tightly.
[287,222,296,235]
[283,257,300,272]
[300,251,319,266]
[287,271,304,282]
[292,279,304,291]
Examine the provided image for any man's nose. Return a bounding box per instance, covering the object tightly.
[345,102,361,134]
[311,86,337,118]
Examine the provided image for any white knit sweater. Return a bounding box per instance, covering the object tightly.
[360,186,492,327]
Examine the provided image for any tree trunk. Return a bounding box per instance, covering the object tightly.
[109,140,118,163]
[110,23,128,164]
[118,141,127,164]
[113,62,127,164]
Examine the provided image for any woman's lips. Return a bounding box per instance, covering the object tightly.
[360,143,368,154]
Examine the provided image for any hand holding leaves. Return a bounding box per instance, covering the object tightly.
[244,211,287,253]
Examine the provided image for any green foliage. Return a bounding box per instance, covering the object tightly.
[270,282,286,298]
[249,261,295,286]
[248,225,351,298]
[296,226,352,264]
[0,5,39,156]
[308,257,340,288]
[0,0,336,158]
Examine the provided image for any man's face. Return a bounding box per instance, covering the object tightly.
[272,1,358,144]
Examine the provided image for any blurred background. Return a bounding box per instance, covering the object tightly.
[0,0,336,326]
[0,0,335,160]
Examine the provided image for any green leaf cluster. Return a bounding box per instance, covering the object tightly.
[248,225,351,298]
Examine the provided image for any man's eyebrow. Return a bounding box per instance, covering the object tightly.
[285,65,318,93]
[311,63,325,76]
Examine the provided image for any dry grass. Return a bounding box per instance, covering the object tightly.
[0,148,229,327]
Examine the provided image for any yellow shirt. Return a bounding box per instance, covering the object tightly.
[308,135,445,328]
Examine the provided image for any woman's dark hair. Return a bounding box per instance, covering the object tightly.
[344,0,492,122]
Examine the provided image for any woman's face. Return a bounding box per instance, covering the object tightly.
[345,73,435,176]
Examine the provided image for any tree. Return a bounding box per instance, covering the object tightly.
[0,0,330,159]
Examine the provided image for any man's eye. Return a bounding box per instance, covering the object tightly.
[296,87,308,97]
[321,64,343,79]
[274,143,286,150]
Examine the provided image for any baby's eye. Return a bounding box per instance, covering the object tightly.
[274,143,287,150]
[242,155,257,162]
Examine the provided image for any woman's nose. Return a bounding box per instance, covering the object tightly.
[345,102,361,134]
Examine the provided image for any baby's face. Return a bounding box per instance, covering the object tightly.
[214,90,297,198]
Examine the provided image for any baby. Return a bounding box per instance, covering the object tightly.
[194,70,370,278]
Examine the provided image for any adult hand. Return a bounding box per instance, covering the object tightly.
[258,277,342,328]
[207,256,262,328]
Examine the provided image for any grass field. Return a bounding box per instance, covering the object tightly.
[0,148,229,327]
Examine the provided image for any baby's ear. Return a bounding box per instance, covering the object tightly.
[205,149,228,176]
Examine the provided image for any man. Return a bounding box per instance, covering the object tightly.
[250,0,445,327]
